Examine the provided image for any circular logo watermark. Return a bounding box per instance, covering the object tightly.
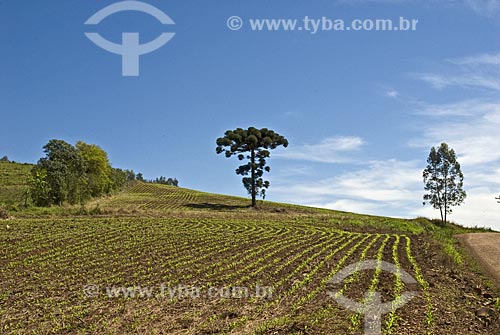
[328,260,418,335]
[84,1,176,76]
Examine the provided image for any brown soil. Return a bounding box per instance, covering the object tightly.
[457,233,500,283]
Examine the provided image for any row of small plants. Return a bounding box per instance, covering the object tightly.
[0,217,434,334]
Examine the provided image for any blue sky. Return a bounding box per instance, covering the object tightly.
[2,0,500,229]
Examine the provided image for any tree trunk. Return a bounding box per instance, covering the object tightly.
[251,149,256,207]
[443,174,448,225]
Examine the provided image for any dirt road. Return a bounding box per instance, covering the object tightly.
[456,233,500,282]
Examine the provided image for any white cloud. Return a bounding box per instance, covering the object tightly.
[271,50,500,230]
[449,52,500,66]
[309,199,388,216]
[413,72,500,91]
[407,98,500,230]
[277,165,313,177]
[275,136,365,163]
[281,111,302,119]
[333,160,422,202]
[415,50,500,92]
[273,154,500,230]
[410,187,500,230]
[410,100,500,166]
[336,0,500,16]
[273,159,423,210]
[416,99,499,116]
[467,167,500,186]
[464,0,500,16]
[386,90,400,98]
[407,48,500,229]
[272,97,500,230]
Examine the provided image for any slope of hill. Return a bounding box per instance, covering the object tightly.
[86,181,438,234]
[1,170,499,334]
[0,161,32,205]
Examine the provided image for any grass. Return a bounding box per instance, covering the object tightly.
[67,182,438,235]
[0,161,32,206]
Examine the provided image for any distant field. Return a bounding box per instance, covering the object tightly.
[90,182,429,231]
[0,162,32,205]
[90,182,333,214]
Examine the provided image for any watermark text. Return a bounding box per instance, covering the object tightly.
[228,16,419,33]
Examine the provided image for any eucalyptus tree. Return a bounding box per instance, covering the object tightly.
[423,142,466,225]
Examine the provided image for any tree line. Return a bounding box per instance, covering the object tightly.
[28,139,178,207]
[148,176,179,186]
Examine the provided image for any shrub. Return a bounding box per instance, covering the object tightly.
[0,204,9,220]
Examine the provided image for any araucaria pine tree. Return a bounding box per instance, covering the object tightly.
[216,127,288,207]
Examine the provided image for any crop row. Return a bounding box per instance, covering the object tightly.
[0,218,433,335]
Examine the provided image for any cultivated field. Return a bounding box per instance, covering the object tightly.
[0,161,32,206]
[1,216,433,334]
[1,171,499,334]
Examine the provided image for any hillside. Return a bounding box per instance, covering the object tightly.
[81,182,442,235]
[1,165,499,334]
[0,161,33,206]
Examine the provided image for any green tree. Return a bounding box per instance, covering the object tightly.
[216,127,288,207]
[151,176,179,186]
[423,143,466,225]
[124,170,136,181]
[76,141,113,197]
[32,140,87,205]
[167,177,178,187]
[28,169,51,206]
[111,168,128,190]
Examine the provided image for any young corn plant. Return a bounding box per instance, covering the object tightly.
[306,234,381,328]
[293,234,374,310]
[405,236,433,334]
[385,234,403,333]
[350,234,391,331]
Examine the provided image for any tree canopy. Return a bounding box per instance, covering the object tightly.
[32,140,87,205]
[423,142,466,225]
[29,139,129,206]
[150,176,179,186]
[76,141,113,197]
[216,127,288,207]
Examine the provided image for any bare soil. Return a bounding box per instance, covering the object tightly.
[457,233,500,283]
